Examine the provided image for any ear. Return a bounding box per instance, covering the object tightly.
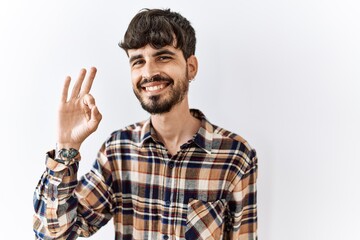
[186,55,198,80]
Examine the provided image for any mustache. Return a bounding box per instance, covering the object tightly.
[138,75,173,88]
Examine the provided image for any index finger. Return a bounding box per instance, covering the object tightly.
[61,76,71,103]
[79,66,97,96]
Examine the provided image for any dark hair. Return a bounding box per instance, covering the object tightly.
[119,8,196,59]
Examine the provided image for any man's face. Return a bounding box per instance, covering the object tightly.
[128,44,191,114]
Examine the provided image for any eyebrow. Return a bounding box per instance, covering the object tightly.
[153,49,176,57]
[129,54,143,64]
[129,49,176,64]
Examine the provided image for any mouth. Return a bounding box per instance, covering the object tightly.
[141,81,172,94]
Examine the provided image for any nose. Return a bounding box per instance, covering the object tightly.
[141,61,160,81]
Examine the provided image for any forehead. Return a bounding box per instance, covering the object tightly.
[127,44,182,58]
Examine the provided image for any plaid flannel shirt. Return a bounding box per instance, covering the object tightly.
[33,109,258,239]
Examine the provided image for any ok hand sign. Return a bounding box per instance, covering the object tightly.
[57,67,102,150]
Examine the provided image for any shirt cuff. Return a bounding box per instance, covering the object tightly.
[45,150,80,175]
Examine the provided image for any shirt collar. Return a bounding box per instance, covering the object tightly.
[139,109,214,154]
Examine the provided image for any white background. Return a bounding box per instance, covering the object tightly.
[1,0,359,239]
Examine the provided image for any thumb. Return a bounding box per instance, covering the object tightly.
[89,105,102,129]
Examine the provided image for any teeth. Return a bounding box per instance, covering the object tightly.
[146,84,165,92]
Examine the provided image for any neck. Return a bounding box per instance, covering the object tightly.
[150,99,200,155]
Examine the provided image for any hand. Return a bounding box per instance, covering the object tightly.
[57,67,102,150]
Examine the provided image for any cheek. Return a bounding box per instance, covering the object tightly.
[131,71,141,88]
[162,67,183,80]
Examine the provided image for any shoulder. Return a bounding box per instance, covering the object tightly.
[192,108,257,166]
[211,124,257,168]
[213,124,251,147]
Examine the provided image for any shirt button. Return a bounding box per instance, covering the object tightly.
[165,201,171,207]
[168,162,174,169]
[163,235,169,240]
[51,197,55,201]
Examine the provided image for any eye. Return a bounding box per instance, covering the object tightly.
[158,56,172,62]
[132,59,145,67]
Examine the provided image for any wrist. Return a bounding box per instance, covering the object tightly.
[54,144,81,166]
[56,142,81,151]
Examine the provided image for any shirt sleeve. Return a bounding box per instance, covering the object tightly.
[33,145,114,239]
[228,149,258,240]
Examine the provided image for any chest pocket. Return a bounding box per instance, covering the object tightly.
[185,199,228,240]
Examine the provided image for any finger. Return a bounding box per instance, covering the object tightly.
[83,93,96,108]
[61,76,71,103]
[70,68,87,99]
[80,66,97,96]
[89,105,102,131]
[91,105,102,122]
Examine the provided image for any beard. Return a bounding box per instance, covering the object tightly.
[133,70,189,115]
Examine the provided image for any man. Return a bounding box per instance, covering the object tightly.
[33,8,258,240]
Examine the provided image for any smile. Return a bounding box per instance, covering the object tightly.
[141,82,171,94]
[146,84,166,92]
